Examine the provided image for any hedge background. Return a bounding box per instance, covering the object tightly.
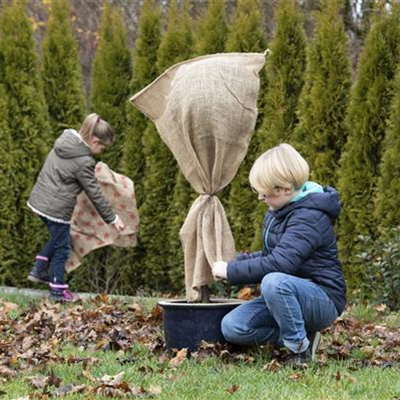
[0,0,397,301]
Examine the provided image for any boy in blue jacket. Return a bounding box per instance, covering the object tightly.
[212,143,346,366]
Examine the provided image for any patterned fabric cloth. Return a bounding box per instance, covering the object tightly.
[65,162,139,272]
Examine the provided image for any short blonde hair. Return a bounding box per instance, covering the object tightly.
[249,143,309,195]
[79,113,114,145]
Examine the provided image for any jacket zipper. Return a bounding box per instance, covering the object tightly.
[264,217,275,254]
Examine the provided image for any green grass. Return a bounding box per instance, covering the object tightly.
[1,291,400,399]
[2,347,400,400]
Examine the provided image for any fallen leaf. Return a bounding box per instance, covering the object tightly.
[227,384,239,394]
[169,348,188,368]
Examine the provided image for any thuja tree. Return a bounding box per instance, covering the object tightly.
[251,0,306,251]
[375,65,400,229]
[42,0,86,137]
[91,2,131,171]
[71,3,132,294]
[194,0,227,56]
[292,0,351,186]
[225,0,267,253]
[338,7,400,287]
[119,0,161,292]
[260,0,306,149]
[0,1,51,285]
[0,84,18,284]
[122,0,161,207]
[139,0,194,291]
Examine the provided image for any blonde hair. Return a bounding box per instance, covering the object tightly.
[249,143,309,195]
[79,113,114,145]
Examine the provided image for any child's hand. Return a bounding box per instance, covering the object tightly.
[113,216,125,232]
[212,261,228,280]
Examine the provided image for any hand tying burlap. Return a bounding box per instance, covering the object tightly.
[65,162,139,272]
[130,53,265,301]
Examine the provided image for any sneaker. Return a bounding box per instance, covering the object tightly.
[49,283,74,302]
[27,265,50,284]
[284,331,321,368]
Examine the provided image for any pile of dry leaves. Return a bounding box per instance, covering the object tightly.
[0,294,399,397]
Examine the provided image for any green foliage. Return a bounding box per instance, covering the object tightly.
[338,8,400,286]
[0,0,51,286]
[225,0,267,254]
[0,84,18,285]
[119,0,162,293]
[292,0,351,186]
[375,64,400,228]
[138,0,194,290]
[42,0,86,137]
[167,171,196,291]
[122,0,161,206]
[260,0,306,149]
[225,0,267,53]
[194,0,227,56]
[357,228,400,310]
[91,2,131,171]
[251,0,306,251]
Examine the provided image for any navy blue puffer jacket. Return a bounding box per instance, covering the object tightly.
[227,186,346,315]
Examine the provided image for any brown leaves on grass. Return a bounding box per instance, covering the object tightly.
[1,297,400,398]
[0,296,163,376]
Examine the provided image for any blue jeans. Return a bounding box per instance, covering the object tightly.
[221,272,338,353]
[37,217,71,284]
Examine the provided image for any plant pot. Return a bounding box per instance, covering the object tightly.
[158,298,243,352]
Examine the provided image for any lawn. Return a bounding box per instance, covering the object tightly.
[1,289,400,400]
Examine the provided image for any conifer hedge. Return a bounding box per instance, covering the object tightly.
[139,0,193,291]
[120,0,162,291]
[42,0,86,137]
[338,7,400,287]
[251,0,306,251]
[225,0,267,254]
[91,2,131,171]
[292,0,351,187]
[0,1,51,286]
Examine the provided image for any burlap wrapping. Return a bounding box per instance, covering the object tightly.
[130,53,265,301]
[66,162,139,272]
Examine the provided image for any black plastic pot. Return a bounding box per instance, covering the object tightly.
[158,298,242,352]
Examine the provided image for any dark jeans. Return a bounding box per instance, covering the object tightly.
[37,216,71,284]
[221,272,338,353]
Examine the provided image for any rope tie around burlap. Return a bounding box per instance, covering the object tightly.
[130,52,266,301]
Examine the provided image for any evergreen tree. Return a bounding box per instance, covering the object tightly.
[250,0,306,251]
[292,0,351,186]
[375,64,400,228]
[260,0,306,150]
[0,0,51,285]
[122,0,161,206]
[338,8,400,286]
[225,0,267,253]
[42,0,86,137]
[139,0,194,290]
[195,0,228,56]
[91,2,131,171]
[120,0,162,292]
[72,3,131,294]
[0,84,18,284]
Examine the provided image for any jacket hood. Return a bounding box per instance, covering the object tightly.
[272,186,341,220]
[54,129,91,159]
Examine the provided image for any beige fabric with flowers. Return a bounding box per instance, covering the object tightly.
[65,162,139,272]
[130,53,265,301]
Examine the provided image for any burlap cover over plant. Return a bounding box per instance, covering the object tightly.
[130,53,265,301]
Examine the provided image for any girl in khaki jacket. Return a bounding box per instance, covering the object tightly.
[27,114,125,301]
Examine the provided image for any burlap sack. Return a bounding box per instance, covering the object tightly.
[130,53,265,301]
[66,162,139,272]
